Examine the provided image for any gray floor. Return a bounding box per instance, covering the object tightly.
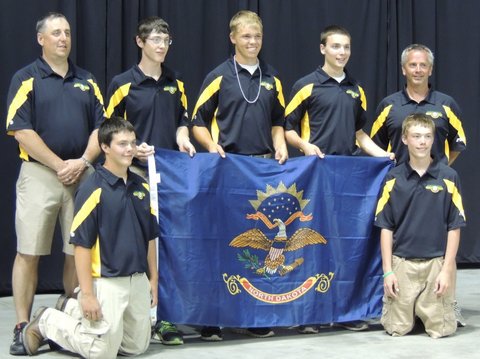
[1,269,479,359]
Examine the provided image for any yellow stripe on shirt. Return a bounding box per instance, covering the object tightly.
[87,79,105,106]
[443,105,467,145]
[176,79,188,111]
[211,108,220,143]
[375,178,396,218]
[285,83,313,117]
[274,77,285,107]
[358,85,367,111]
[370,104,393,138]
[192,76,222,120]
[6,78,34,134]
[71,188,102,233]
[91,236,102,278]
[105,83,132,118]
[443,179,466,220]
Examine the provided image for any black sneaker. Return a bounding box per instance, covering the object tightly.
[233,327,275,338]
[151,320,184,345]
[200,326,223,341]
[334,320,369,331]
[9,321,28,355]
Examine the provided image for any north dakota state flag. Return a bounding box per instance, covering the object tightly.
[153,149,393,327]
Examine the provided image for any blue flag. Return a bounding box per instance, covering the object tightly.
[154,149,393,327]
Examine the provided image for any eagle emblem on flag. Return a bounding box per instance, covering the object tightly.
[230,182,327,277]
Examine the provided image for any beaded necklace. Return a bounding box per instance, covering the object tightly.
[233,55,262,104]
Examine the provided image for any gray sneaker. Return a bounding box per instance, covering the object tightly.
[23,307,48,355]
[454,301,466,327]
[334,321,369,331]
[297,325,319,334]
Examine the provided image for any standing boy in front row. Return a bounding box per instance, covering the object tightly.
[21,117,159,358]
[375,113,466,338]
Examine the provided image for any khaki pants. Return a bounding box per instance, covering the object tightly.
[381,256,456,338]
[40,273,151,359]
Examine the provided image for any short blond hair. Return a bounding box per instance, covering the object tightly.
[402,113,435,137]
[229,10,263,34]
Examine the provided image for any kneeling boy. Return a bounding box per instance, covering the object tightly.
[374,113,466,338]
[22,117,159,358]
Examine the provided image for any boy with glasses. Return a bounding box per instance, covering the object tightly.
[105,16,195,345]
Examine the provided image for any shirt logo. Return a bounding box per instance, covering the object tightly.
[346,89,359,99]
[73,83,90,92]
[260,81,274,91]
[133,191,146,200]
[163,86,177,94]
[425,184,444,193]
[426,111,443,119]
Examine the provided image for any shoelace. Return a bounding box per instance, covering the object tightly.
[157,321,176,333]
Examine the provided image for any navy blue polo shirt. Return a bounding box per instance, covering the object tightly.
[374,159,466,259]
[6,57,105,161]
[70,165,159,278]
[191,57,285,155]
[106,64,189,153]
[371,88,466,164]
[285,67,367,155]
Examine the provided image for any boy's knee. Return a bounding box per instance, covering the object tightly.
[381,296,415,337]
[119,333,150,356]
[85,336,115,359]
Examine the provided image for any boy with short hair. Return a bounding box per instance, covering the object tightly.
[22,117,159,357]
[106,15,192,345]
[374,113,466,338]
[192,10,287,340]
[192,10,288,164]
[285,25,393,159]
[285,25,391,333]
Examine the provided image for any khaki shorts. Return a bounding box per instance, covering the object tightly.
[15,161,92,256]
[381,256,456,338]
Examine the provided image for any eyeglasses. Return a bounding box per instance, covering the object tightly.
[146,37,172,46]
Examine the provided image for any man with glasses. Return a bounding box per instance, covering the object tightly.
[191,10,288,341]
[105,16,194,346]
[6,12,104,355]
[370,43,467,326]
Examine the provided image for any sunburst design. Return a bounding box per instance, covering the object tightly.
[249,181,310,211]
